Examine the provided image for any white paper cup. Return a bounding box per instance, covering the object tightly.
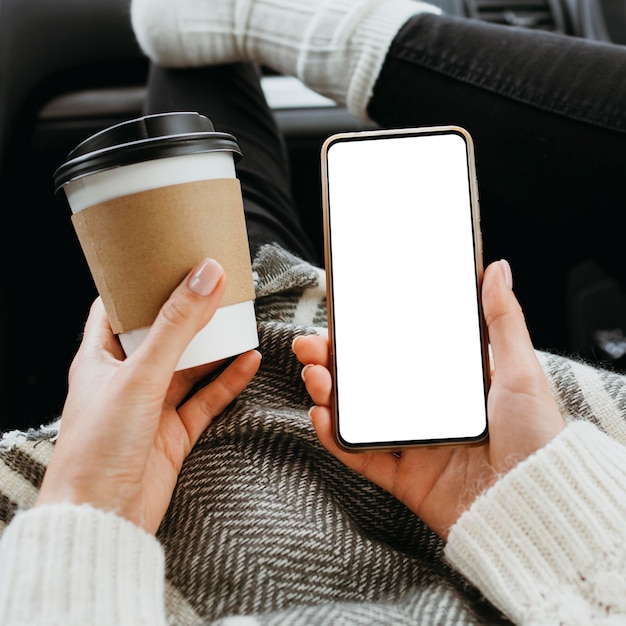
[54,112,258,370]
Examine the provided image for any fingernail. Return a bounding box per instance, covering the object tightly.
[301,363,313,383]
[499,259,513,289]
[291,336,301,353]
[189,258,224,296]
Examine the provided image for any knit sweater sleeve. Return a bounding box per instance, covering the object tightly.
[0,504,167,626]
[445,421,626,625]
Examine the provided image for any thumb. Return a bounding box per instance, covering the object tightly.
[482,262,565,462]
[482,259,539,376]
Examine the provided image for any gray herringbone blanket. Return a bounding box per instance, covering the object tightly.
[2,244,626,625]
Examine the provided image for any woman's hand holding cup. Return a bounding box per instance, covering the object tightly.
[37,258,261,534]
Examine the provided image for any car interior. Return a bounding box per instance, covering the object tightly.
[2,0,626,432]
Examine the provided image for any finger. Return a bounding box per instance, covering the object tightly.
[309,405,399,491]
[131,258,226,382]
[292,334,330,367]
[482,260,539,375]
[301,364,332,407]
[164,358,228,408]
[178,349,262,446]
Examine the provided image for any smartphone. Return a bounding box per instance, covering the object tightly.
[321,126,489,450]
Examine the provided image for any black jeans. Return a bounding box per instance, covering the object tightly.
[145,13,626,353]
[370,14,626,352]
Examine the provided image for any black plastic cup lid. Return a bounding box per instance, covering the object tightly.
[53,112,242,196]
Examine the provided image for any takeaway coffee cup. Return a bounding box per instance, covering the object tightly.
[54,112,258,370]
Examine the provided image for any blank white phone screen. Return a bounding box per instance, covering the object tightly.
[326,131,488,446]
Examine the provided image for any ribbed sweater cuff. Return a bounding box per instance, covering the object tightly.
[445,421,626,623]
[0,504,166,626]
[348,2,441,119]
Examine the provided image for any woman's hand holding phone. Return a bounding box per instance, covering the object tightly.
[293,259,565,538]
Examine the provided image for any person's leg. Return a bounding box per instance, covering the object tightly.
[143,62,319,265]
[368,14,626,352]
[369,14,626,238]
[131,0,441,120]
[133,1,626,247]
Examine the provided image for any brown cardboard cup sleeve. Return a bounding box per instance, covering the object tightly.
[71,178,255,335]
